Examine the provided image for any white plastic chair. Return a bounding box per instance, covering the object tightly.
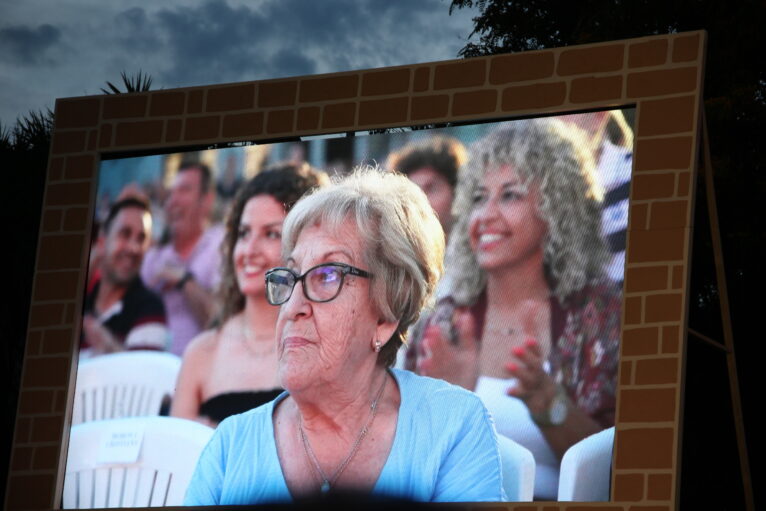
[63,416,214,508]
[557,427,615,501]
[72,351,181,425]
[497,434,536,501]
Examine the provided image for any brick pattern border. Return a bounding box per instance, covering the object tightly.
[6,31,706,511]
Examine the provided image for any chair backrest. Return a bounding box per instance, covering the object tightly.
[497,434,536,501]
[72,352,182,425]
[63,416,214,508]
[557,426,615,501]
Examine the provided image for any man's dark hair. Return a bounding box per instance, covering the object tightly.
[178,162,213,195]
[387,136,467,189]
[103,197,151,234]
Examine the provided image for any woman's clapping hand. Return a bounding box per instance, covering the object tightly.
[416,308,480,391]
[505,338,557,416]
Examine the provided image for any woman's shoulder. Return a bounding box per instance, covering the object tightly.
[392,369,487,416]
[176,331,219,393]
[590,280,622,299]
[564,280,622,310]
[555,280,622,369]
[192,395,285,479]
[215,394,284,438]
[185,314,244,357]
[183,328,220,360]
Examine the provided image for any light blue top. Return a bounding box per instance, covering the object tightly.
[184,368,505,504]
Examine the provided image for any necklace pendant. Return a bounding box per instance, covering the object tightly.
[320,481,330,493]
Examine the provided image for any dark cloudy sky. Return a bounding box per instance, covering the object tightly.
[0,0,479,125]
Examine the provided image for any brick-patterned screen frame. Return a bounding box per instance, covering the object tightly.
[6,30,706,511]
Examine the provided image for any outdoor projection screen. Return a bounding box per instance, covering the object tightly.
[7,30,706,511]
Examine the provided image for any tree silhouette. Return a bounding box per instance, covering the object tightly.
[1,109,52,506]
[101,70,154,94]
[0,109,54,152]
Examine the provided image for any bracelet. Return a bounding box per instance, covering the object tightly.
[176,270,193,290]
[530,385,570,427]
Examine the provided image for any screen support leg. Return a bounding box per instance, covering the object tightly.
[687,108,754,511]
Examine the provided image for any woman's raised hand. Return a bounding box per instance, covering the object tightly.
[504,300,556,414]
[505,338,557,416]
[416,308,480,390]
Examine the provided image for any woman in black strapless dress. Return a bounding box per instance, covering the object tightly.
[170,163,327,426]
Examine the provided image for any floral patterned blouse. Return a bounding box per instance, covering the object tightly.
[547,283,621,428]
[407,282,621,429]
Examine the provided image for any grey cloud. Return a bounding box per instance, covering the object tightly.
[114,7,162,52]
[256,0,462,74]
[0,0,477,124]
[103,0,462,88]
[269,48,316,77]
[153,0,271,84]
[0,23,62,65]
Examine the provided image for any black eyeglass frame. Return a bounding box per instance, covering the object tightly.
[264,262,372,306]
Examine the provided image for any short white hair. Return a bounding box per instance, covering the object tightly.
[281,164,445,366]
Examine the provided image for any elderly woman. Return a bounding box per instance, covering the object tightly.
[171,163,326,426]
[184,167,504,504]
[411,118,621,499]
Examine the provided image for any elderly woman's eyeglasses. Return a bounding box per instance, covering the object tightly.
[265,263,372,306]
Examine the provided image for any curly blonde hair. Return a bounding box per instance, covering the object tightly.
[442,118,608,306]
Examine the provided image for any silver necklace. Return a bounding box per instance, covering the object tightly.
[242,323,276,357]
[298,374,388,493]
[485,326,516,336]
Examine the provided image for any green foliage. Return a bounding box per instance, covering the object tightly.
[101,70,154,94]
[0,122,12,151]
[0,108,54,154]
[450,0,766,105]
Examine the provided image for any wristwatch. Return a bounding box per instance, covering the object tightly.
[531,385,570,427]
[176,270,194,290]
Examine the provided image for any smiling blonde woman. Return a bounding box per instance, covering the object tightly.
[410,118,622,499]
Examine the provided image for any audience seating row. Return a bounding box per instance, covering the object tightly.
[65,351,614,505]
